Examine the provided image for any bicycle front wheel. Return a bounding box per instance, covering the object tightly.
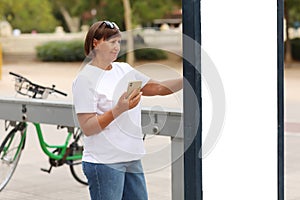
[0,128,25,191]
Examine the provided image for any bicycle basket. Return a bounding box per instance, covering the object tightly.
[13,77,49,99]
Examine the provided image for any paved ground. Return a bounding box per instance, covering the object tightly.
[0,57,182,200]
[284,63,300,200]
[1,58,300,199]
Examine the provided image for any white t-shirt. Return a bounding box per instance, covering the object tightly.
[72,62,150,164]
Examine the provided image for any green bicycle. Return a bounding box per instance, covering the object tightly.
[0,72,87,191]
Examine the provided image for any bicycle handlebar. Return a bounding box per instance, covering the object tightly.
[9,72,67,99]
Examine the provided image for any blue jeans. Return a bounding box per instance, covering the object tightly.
[82,160,148,200]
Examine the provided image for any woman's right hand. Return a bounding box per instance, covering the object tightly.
[113,89,142,117]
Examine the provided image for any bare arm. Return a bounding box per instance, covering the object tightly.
[77,90,142,136]
[141,78,183,96]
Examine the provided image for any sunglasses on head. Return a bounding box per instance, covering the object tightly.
[100,21,119,30]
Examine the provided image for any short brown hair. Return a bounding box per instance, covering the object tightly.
[84,21,121,57]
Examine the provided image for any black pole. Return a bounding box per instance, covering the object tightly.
[182,0,202,199]
[277,0,284,199]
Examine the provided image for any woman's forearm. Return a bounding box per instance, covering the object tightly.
[77,110,116,136]
[160,78,183,94]
[142,78,183,96]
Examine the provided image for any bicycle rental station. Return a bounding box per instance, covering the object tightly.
[0,1,284,200]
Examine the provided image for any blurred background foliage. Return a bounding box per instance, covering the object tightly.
[285,0,300,62]
[285,0,300,27]
[0,0,181,33]
[0,0,58,33]
[1,0,300,62]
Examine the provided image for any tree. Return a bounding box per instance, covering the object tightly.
[284,0,300,64]
[0,0,58,33]
[51,0,88,32]
[51,0,125,32]
[121,0,180,64]
[51,0,180,32]
[1,0,182,33]
[132,0,180,27]
[123,0,134,65]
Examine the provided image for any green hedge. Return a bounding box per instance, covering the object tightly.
[118,48,168,61]
[291,38,300,61]
[36,40,85,62]
[135,48,168,60]
[36,40,168,62]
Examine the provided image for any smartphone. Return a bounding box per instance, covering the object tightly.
[126,80,142,98]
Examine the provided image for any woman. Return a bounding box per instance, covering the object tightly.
[72,20,182,200]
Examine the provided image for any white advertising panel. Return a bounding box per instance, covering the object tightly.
[202,0,278,199]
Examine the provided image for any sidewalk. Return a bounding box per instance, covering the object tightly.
[0,59,182,200]
[284,63,300,200]
[1,59,300,199]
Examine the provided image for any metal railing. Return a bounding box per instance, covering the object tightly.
[0,97,184,199]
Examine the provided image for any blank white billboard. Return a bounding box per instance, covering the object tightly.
[201,0,278,199]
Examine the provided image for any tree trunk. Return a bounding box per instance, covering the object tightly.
[59,5,80,33]
[284,0,293,65]
[122,0,135,65]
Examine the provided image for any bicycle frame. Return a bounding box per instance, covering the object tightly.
[32,123,82,161]
[3,121,82,162]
